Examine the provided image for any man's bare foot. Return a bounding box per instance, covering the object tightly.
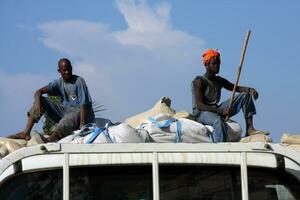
[7,131,30,141]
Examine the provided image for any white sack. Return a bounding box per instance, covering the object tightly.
[141,116,242,143]
[281,133,300,144]
[205,119,242,142]
[59,120,153,144]
[240,134,272,143]
[0,137,27,158]
[93,123,153,144]
[144,118,210,143]
[125,97,175,128]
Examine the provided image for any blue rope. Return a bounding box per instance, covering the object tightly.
[175,120,182,143]
[103,129,115,143]
[148,117,175,128]
[147,117,182,143]
[86,127,105,144]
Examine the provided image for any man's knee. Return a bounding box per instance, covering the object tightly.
[52,123,74,139]
[27,97,51,123]
[240,92,251,100]
[40,96,55,109]
[56,113,80,137]
[212,116,225,126]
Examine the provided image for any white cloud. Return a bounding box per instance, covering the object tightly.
[114,0,202,60]
[115,0,171,32]
[36,0,205,122]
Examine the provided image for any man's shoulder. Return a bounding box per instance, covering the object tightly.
[73,75,86,82]
[216,75,227,82]
[74,75,89,86]
[193,75,205,81]
[49,77,62,86]
[193,75,206,84]
[72,75,90,89]
[191,75,207,89]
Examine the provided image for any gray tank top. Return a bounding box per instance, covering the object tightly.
[191,75,223,114]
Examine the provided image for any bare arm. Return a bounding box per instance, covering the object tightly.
[237,86,259,100]
[34,86,49,116]
[221,77,259,100]
[79,105,88,129]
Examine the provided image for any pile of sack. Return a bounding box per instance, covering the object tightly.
[125,97,242,143]
[0,135,41,159]
[280,133,300,152]
[0,97,275,158]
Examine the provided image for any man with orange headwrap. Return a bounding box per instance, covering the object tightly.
[191,49,268,142]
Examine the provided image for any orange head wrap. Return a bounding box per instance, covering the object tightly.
[202,49,220,66]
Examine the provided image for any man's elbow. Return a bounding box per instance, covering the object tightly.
[34,89,42,97]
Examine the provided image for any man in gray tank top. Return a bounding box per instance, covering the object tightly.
[7,58,95,142]
[191,49,268,142]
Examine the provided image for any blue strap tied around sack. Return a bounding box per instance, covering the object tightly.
[103,122,115,143]
[148,117,175,128]
[175,120,182,143]
[86,122,115,144]
[72,123,96,141]
[148,117,182,143]
[103,129,115,143]
[86,127,105,144]
[209,133,214,143]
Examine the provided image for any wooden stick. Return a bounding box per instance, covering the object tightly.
[225,30,251,121]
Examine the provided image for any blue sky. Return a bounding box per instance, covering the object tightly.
[0,0,299,142]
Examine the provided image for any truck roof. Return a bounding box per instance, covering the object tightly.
[1,142,300,200]
[1,142,300,176]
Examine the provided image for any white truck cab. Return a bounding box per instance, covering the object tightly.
[0,142,299,200]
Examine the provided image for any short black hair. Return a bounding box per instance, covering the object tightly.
[58,58,72,67]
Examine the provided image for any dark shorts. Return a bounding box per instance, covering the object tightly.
[28,97,95,138]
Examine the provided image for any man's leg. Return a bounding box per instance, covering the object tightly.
[7,116,35,140]
[197,111,228,142]
[8,97,64,140]
[219,92,257,136]
[46,106,95,142]
[46,108,80,142]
